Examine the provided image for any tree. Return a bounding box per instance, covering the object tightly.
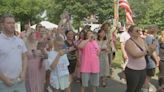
[46,0,115,30]
[46,0,91,29]
[141,0,164,29]
[96,0,113,23]
[0,0,47,24]
[129,0,164,29]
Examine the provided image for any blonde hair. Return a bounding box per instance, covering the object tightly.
[25,31,37,50]
[159,31,164,43]
[53,36,65,50]
[146,25,159,34]
[24,31,35,43]
[47,40,53,51]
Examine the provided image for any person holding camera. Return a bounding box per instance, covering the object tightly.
[78,31,100,92]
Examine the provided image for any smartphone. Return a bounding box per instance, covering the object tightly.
[101,48,106,51]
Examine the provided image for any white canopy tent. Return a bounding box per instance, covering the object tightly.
[31,21,58,30]
[83,24,101,32]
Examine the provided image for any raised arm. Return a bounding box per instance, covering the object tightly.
[78,39,89,49]
[50,50,65,70]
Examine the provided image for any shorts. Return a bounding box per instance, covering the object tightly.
[81,73,99,87]
[50,75,70,90]
[146,68,155,77]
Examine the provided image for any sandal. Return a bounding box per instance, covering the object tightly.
[118,71,126,80]
[102,81,107,87]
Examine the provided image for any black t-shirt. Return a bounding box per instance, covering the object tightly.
[64,40,77,61]
[159,41,164,61]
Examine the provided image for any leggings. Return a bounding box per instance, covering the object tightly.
[125,67,146,92]
[159,60,164,86]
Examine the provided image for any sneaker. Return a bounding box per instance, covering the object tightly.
[149,87,154,92]
[44,88,49,92]
[75,79,81,83]
[118,71,126,80]
[141,88,148,92]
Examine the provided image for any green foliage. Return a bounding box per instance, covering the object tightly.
[0,0,46,24]
[96,0,113,23]
[129,0,164,29]
[0,0,163,30]
[112,50,122,68]
[46,0,114,29]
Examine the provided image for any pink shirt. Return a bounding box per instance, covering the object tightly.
[80,40,100,73]
[126,55,146,70]
[126,45,146,70]
[35,31,41,41]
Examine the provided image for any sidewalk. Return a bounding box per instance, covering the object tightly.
[111,68,158,92]
[47,68,158,92]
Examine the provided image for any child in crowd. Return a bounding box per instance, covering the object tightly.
[48,36,70,92]
[25,32,47,92]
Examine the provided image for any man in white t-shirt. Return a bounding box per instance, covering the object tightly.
[117,25,130,80]
[0,14,27,92]
[120,25,130,68]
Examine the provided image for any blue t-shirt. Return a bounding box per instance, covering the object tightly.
[145,35,159,69]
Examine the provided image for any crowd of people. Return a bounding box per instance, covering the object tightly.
[0,13,164,92]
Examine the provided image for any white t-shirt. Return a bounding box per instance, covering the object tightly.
[0,33,27,79]
[120,31,130,44]
[48,51,69,77]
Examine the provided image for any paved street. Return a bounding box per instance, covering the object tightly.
[48,68,158,92]
[71,78,126,92]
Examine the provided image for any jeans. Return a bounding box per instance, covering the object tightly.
[0,80,26,92]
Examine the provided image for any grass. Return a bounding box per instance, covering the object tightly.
[112,50,123,69]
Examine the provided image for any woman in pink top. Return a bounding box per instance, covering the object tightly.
[78,31,100,92]
[125,25,156,92]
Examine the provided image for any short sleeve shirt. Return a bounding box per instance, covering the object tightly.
[145,35,159,69]
[120,31,130,44]
[80,40,100,73]
[0,33,27,79]
[48,51,69,77]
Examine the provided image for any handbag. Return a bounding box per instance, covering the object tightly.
[130,38,149,65]
[131,38,157,76]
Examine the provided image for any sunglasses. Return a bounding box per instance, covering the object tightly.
[135,29,140,33]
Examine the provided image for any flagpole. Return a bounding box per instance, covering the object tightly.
[114,0,119,27]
